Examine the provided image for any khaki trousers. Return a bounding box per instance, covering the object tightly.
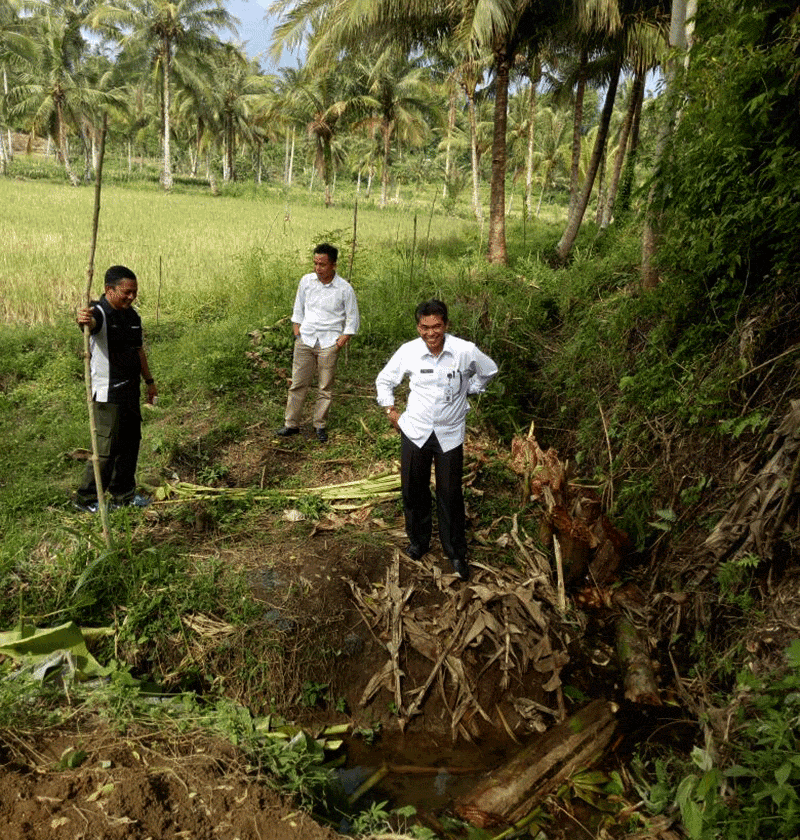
[284,339,340,429]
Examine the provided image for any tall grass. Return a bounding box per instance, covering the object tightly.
[0,176,478,324]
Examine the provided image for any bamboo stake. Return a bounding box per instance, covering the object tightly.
[156,254,163,324]
[423,194,436,270]
[409,212,417,284]
[349,198,358,280]
[82,113,112,548]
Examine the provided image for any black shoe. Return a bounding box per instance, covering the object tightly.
[451,557,470,581]
[315,428,328,443]
[403,544,427,560]
[72,499,98,514]
[275,426,300,437]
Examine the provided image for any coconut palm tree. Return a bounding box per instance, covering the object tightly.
[269,0,566,263]
[1,0,35,170]
[532,104,571,216]
[90,0,237,190]
[268,65,306,185]
[9,6,123,185]
[600,69,644,227]
[555,0,669,262]
[642,0,695,288]
[357,47,440,208]
[208,47,272,181]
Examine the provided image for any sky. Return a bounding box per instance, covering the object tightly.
[224,0,302,71]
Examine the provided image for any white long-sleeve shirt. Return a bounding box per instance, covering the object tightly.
[375,334,498,452]
[292,272,360,349]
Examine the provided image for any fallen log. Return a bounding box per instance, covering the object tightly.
[454,698,617,828]
[616,615,661,705]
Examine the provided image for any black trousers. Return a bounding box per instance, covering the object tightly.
[400,431,466,561]
[76,400,141,505]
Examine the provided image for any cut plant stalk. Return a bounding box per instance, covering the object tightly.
[82,113,112,548]
[155,471,401,506]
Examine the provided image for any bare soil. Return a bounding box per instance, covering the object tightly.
[0,724,340,840]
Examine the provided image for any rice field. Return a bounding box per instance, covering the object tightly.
[1,177,479,325]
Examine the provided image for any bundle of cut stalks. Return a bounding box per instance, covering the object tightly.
[153,471,401,511]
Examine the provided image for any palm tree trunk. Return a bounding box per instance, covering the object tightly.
[83,124,93,182]
[322,137,333,206]
[207,147,219,196]
[380,119,392,208]
[227,117,236,181]
[536,160,554,216]
[443,80,457,200]
[594,150,606,225]
[161,38,172,190]
[618,76,644,215]
[465,90,483,225]
[56,100,79,186]
[3,68,12,162]
[161,42,174,191]
[192,117,203,178]
[568,48,588,224]
[525,56,542,220]
[222,139,230,181]
[487,51,511,264]
[602,70,643,228]
[556,58,622,262]
[288,128,296,185]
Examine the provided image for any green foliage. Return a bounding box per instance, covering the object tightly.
[638,641,800,840]
[715,553,761,612]
[295,494,331,520]
[652,0,800,309]
[351,801,435,839]
[351,799,392,835]
[1,530,255,659]
[300,680,329,708]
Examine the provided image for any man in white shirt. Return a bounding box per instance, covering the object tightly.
[276,243,360,443]
[375,299,498,580]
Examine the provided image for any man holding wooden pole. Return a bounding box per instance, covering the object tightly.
[73,265,157,512]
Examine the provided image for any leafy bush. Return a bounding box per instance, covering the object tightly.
[637,640,800,840]
[652,0,800,309]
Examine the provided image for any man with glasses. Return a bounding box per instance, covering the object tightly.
[376,299,498,581]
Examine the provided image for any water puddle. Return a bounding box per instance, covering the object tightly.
[338,730,511,812]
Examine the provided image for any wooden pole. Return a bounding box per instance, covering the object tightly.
[156,254,163,325]
[82,113,112,548]
[409,212,417,284]
[348,198,358,280]
[423,194,436,271]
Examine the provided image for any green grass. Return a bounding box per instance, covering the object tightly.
[0,173,478,324]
